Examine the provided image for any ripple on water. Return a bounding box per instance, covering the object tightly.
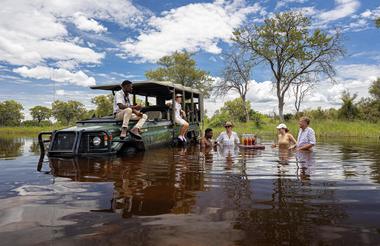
[0,138,380,245]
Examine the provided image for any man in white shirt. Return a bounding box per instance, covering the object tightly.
[114,80,147,139]
[296,116,316,151]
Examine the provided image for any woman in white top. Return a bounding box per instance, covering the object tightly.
[215,121,240,146]
[172,94,189,142]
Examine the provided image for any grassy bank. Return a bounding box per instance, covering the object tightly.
[207,119,380,139]
[1,120,379,139]
[0,125,66,137]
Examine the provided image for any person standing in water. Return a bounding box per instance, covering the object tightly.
[201,128,214,148]
[295,116,316,151]
[272,123,297,149]
[215,122,240,146]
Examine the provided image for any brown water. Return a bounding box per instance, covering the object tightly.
[0,137,380,245]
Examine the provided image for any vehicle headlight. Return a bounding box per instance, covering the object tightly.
[93,136,101,146]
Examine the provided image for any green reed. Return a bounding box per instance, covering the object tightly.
[207,119,380,139]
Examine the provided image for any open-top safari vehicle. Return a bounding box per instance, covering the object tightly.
[38,80,204,157]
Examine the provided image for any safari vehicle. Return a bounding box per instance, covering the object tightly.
[38,80,204,157]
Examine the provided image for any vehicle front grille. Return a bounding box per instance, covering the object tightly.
[78,132,109,153]
[51,132,77,151]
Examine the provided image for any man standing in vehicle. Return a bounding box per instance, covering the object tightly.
[114,80,147,139]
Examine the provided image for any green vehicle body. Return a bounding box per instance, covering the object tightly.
[38,80,204,157]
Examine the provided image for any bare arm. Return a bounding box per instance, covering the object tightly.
[200,138,206,148]
[288,133,297,145]
[297,144,313,151]
[272,135,278,148]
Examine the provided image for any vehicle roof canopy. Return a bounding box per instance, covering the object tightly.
[91,80,202,100]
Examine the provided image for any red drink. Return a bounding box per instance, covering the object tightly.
[244,138,248,145]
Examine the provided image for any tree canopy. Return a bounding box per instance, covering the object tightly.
[145,51,213,96]
[91,94,113,117]
[338,90,358,120]
[52,100,86,125]
[369,78,380,101]
[233,11,344,121]
[30,106,51,125]
[208,98,265,127]
[0,100,24,126]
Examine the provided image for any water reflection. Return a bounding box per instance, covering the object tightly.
[43,147,206,218]
[0,137,24,159]
[296,150,315,180]
[1,137,380,245]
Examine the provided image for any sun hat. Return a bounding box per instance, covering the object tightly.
[224,121,234,127]
[276,123,288,129]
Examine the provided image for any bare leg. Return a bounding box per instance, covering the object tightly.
[181,122,189,139]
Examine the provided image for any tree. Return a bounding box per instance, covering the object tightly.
[208,98,265,127]
[214,48,254,122]
[292,75,314,114]
[145,51,213,96]
[0,100,24,126]
[369,78,380,101]
[233,11,344,121]
[376,18,380,28]
[52,100,86,125]
[91,94,113,117]
[221,98,253,122]
[30,106,51,125]
[357,78,380,122]
[338,90,359,120]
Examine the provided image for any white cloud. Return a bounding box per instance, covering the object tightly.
[275,0,309,10]
[72,12,107,33]
[206,64,380,115]
[13,66,96,87]
[56,89,65,96]
[121,0,262,62]
[318,0,360,23]
[291,6,318,16]
[336,64,380,81]
[0,0,149,67]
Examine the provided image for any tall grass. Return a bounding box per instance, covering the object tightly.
[0,125,66,137]
[1,120,379,139]
[207,119,380,139]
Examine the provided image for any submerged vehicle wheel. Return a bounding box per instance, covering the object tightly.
[125,147,137,156]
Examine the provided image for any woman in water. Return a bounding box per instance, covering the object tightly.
[272,123,297,149]
[215,121,240,146]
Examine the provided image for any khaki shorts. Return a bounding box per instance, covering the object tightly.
[175,117,187,126]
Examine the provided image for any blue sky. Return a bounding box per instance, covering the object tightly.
[0,0,380,119]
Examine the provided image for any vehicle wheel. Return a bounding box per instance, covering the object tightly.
[186,131,197,144]
[125,147,137,156]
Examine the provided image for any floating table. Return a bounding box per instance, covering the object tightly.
[239,144,265,150]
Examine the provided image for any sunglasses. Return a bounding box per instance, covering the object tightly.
[225,125,232,128]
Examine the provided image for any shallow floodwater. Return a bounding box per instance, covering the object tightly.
[0,137,380,245]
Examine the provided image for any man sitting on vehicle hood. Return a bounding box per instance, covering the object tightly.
[114,80,147,139]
